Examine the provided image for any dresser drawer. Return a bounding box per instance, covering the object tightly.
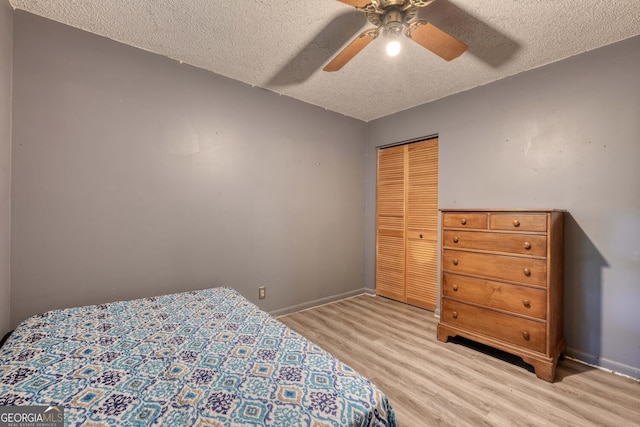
[443,249,547,287]
[441,299,546,353]
[489,213,547,232]
[442,273,546,319]
[442,212,487,229]
[443,230,547,257]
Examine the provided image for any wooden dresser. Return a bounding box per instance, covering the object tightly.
[437,209,564,381]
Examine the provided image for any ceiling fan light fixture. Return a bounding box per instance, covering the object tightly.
[382,12,404,58]
[386,40,401,56]
[381,10,404,38]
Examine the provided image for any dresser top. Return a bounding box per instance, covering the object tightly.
[439,208,566,212]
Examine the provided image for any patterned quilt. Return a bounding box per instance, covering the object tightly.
[0,287,396,426]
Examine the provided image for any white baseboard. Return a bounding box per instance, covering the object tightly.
[270,288,373,318]
[565,347,639,380]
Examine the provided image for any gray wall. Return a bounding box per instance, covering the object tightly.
[0,0,12,338]
[366,35,640,378]
[11,12,367,326]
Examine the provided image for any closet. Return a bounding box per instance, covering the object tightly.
[376,138,438,310]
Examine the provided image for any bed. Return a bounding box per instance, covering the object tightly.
[0,287,396,426]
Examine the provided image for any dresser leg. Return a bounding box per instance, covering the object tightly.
[522,355,559,382]
[436,324,453,343]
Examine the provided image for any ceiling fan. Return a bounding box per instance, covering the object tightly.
[324,0,468,72]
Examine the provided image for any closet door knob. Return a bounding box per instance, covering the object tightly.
[452,311,458,319]
[523,268,531,277]
[513,219,521,227]
[460,218,467,225]
[453,236,459,243]
[452,259,459,266]
[523,241,531,250]
[522,331,530,340]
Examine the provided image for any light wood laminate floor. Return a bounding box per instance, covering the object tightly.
[278,294,639,427]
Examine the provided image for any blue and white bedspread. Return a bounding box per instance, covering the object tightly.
[0,287,396,426]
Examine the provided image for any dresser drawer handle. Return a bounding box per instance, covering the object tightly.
[523,268,531,277]
[419,234,423,239]
[460,218,467,225]
[513,219,520,227]
[453,236,459,243]
[452,311,458,319]
[452,259,459,266]
[523,241,531,250]
[523,299,531,308]
[522,331,530,341]
[452,284,459,292]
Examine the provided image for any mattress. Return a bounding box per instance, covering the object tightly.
[0,287,396,426]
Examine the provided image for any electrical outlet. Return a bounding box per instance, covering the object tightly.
[258,286,266,300]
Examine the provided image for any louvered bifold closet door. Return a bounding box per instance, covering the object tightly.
[376,145,406,302]
[406,139,439,310]
[376,139,439,310]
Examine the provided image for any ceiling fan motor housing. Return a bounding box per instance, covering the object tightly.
[367,1,418,30]
[379,0,405,7]
[409,0,435,7]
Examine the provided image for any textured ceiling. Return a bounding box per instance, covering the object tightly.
[8,0,640,121]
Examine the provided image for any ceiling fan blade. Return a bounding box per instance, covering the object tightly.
[323,29,378,72]
[337,0,373,8]
[407,21,467,61]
